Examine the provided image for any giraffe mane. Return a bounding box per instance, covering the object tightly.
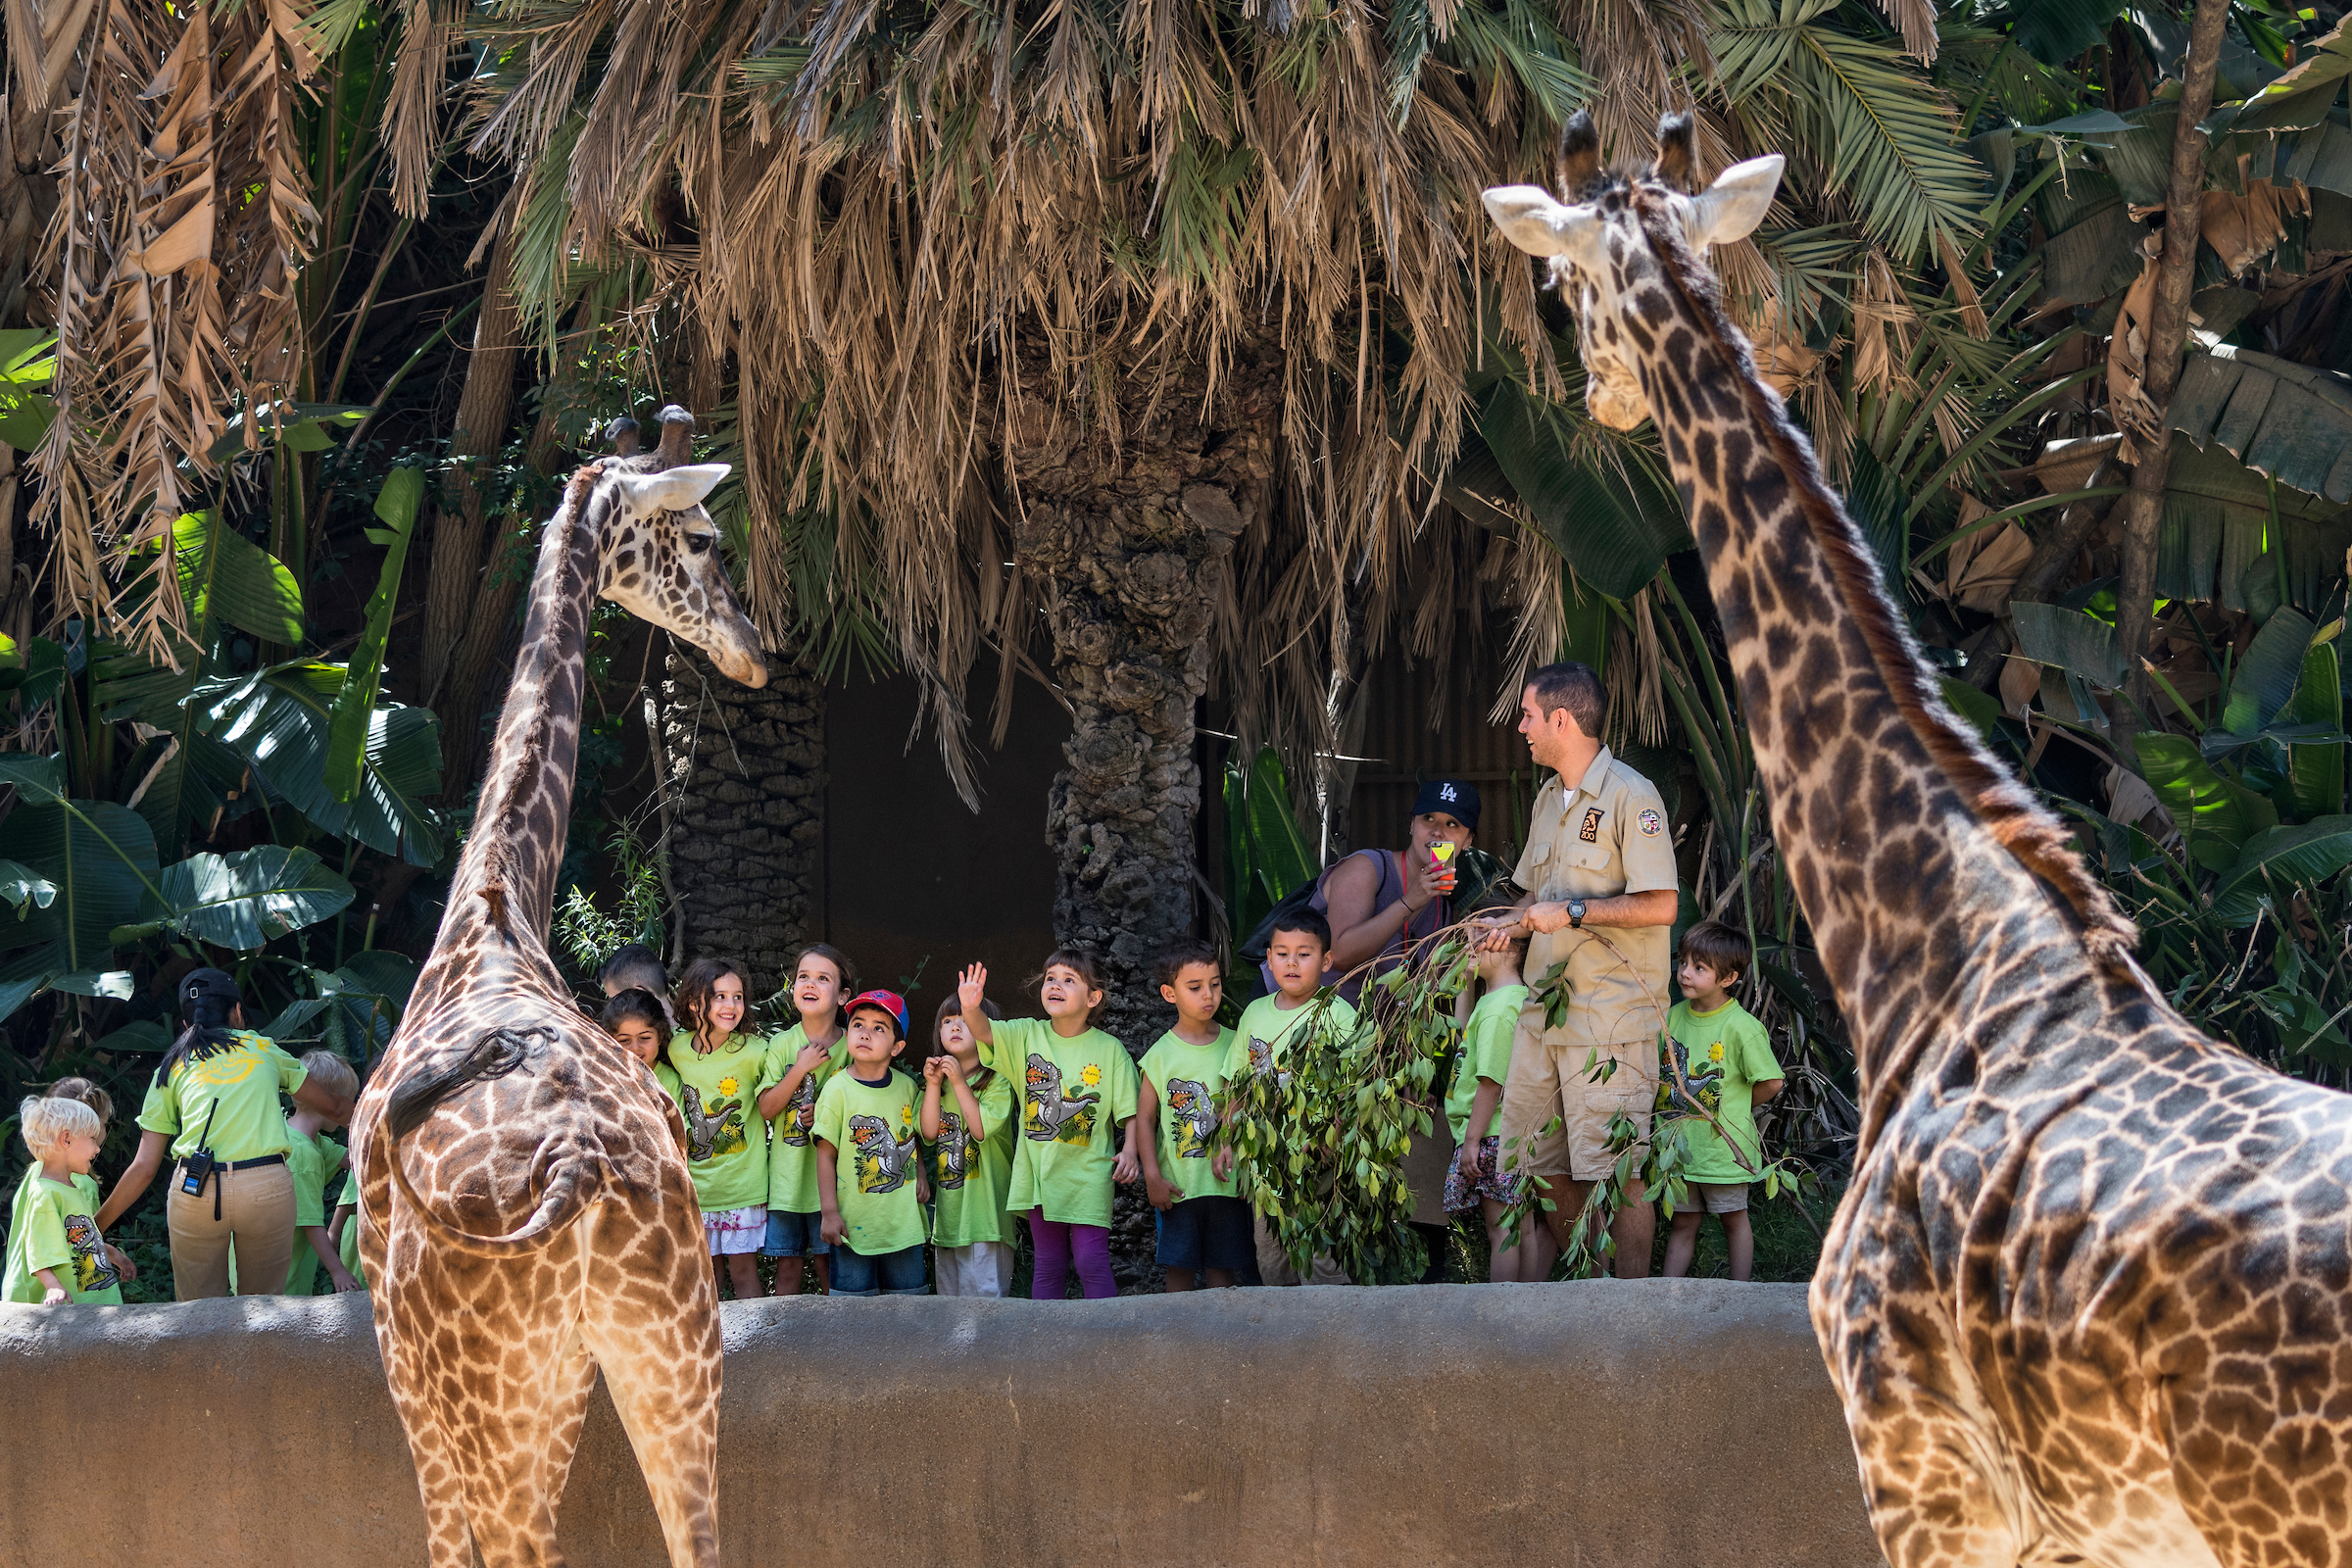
[1626,186,2139,971]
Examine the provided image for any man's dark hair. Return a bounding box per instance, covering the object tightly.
[600,942,666,995]
[1526,662,1606,738]
[1679,919,1752,986]
[1268,907,1333,953]
[1156,939,1221,987]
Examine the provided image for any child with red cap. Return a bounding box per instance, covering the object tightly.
[813,989,931,1297]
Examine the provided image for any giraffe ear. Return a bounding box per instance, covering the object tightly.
[614,463,732,515]
[1687,155,1784,247]
[1481,185,1604,266]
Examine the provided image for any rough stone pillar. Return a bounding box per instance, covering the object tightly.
[660,642,825,1002]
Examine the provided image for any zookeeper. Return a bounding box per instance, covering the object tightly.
[96,967,357,1300]
[1488,661,1679,1280]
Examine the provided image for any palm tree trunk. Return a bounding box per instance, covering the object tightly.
[660,640,825,1002]
[421,225,523,712]
[1008,340,1280,1052]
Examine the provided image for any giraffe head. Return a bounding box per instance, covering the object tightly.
[589,460,768,687]
[1482,112,1784,431]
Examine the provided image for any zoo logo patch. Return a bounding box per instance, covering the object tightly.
[1638,808,1663,837]
[1579,808,1603,843]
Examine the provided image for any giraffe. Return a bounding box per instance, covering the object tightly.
[1487,114,2352,1568]
[348,407,765,1568]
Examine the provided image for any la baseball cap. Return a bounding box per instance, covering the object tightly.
[1412,778,1482,832]
[843,989,909,1040]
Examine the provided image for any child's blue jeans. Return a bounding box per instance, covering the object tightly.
[830,1244,928,1297]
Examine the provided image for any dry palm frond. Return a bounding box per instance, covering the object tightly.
[33,0,325,661]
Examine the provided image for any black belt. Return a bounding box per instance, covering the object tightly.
[178,1152,286,1220]
[179,1153,285,1173]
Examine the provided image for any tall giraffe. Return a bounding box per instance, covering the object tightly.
[349,408,765,1568]
[1488,115,2352,1568]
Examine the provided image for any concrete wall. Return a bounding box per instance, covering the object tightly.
[0,1280,1885,1567]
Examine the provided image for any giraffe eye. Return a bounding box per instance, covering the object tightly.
[687,533,714,555]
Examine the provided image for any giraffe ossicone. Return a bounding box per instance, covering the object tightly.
[1489,112,2352,1568]
[351,411,759,1568]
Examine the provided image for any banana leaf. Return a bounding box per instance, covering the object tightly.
[0,755,163,971]
[2136,732,2280,870]
[172,510,304,648]
[114,845,357,952]
[2010,601,2129,687]
[2220,609,2319,736]
[2168,348,2352,507]
[2159,437,2352,613]
[195,662,445,864]
[2287,638,2345,820]
[326,468,423,803]
[2210,816,2352,924]
[1476,376,1691,601]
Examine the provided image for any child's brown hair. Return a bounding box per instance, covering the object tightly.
[44,1075,115,1129]
[790,944,858,1007]
[1030,947,1109,1024]
[930,991,1004,1059]
[673,956,749,1043]
[1678,919,1751,987]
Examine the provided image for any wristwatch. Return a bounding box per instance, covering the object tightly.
[1568,899,1587,929]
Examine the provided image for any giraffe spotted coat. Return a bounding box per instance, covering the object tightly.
[349,414,767,1568]
[1488,117,2352,1568]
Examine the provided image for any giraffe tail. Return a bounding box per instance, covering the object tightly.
[378,1025,603,1256]
[383,1135,603,1257]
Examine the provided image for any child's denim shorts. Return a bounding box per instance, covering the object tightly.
[1154,1195,1254,1272]
[761,1208,831,1257]
[831,1244,929,1297]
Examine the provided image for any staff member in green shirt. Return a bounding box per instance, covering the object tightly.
[97,968,356,1300]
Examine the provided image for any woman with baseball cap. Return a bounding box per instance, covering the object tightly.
[96,968,357,1299]
[1276,776,1482,1006]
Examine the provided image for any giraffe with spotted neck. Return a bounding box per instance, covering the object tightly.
[1488,115,2352,1568]
[349,409,765,1568]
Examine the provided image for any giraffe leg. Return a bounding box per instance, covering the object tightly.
[379,1341,480,1568]
[591,1345,722,1568]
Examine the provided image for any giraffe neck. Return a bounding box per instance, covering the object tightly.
[1615,199,2133,1112]
[429,465,604,967]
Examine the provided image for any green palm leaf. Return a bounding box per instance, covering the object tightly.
[115,846,358,953]
[1713,0,1983,265]
[196,663,445,865]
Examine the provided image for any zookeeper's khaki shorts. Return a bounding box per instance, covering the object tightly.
[1495,1024,1657,1187]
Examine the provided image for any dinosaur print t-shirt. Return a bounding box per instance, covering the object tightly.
[926,1067,1018,1249]
[981,1017,1140,1229]
[1658,999,1781,1185]
[1223,993,1360,1084]
[1445,985,1529,1145]
[812,1068,925,1255]
[761,1024,852,1215]
[336,1168,365,1288]
[662,1031,774,1213]
[4,1171,122,1304]
[1139,1027,1240,1201]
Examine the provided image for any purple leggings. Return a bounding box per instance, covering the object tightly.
[1028,1210,1116,1299]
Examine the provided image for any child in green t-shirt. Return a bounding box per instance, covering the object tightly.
[959,953,1141,1300]
[1138,940,1247,1291]
[922,992,1017,1297]
[285,1051,363,1296]
[4,1095,131,1304]
[755,944,857,1297]
[814,991,930,1296]
[1658,920,1786,1282]
[1445,927,1544,1283]
[664,956,778,1300]
[1222,909,1357,1288]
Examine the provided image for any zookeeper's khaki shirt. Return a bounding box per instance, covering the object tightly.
[1515,748,1680,1050]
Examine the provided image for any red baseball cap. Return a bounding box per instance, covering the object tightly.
[843,989,908,1039]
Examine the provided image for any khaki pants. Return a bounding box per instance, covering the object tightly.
[1496,1027,1657,1187]
[1252,1212,1351,1287]
[168,1161,295,1300]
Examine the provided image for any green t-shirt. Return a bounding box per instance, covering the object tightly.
[136,1031,308,1162]
[4,1170,122,1303]
[1224,993,1361,1082]
[1658,999,1782,1184]
[662,1030,774,1212]
[981,1017,1140,1228]
[926,1067,1018,1249]
[762,1024,852,1214]
[1139,1027,1240,1201]
[811,1068,926,1255]
[336,1169,365,1287]
[1446,985,1528,1144]
[282,1129,346,1295]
